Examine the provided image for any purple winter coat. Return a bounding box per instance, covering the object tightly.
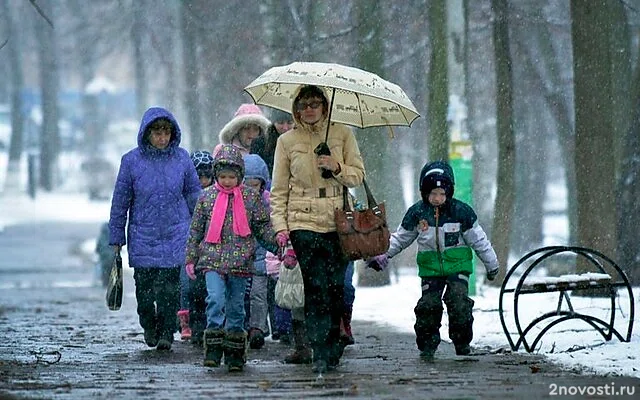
[109,107,202,269]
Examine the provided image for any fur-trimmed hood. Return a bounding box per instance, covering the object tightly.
[218,103,271,145]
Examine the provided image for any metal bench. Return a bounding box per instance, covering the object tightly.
[498,246,635,353]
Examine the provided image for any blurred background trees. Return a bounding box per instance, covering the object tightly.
[1,0,639,284]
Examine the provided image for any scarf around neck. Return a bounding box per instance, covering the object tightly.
[205,182,251,243]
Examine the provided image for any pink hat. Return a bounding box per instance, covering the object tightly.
[234,103,263,117]
[218,103,271,145]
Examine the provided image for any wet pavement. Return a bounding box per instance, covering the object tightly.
[1,222,639,399]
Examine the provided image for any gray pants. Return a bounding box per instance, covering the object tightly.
[249,274,269,333]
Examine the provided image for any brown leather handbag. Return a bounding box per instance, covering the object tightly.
[334,179,390,260]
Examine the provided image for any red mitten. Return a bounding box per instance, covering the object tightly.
[283,248,298,269]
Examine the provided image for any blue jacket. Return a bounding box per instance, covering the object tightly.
[109,107,202,268]
[244,154,271,275]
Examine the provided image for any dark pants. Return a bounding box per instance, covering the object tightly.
[290,230,347,364]
[413,274,474,351]
[133,267,180,341]
[267,275,277,335]
[189,272,208,339]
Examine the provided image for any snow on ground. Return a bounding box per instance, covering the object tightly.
[354,268,639,378]
[1,190,638,378]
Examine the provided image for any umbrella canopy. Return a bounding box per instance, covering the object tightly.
[244,62,420,129]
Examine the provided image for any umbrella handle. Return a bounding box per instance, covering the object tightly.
[324,88,336,143]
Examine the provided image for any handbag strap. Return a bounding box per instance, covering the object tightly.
[342,185,352,212]
[341,179,383,216]
[362,179,378,208]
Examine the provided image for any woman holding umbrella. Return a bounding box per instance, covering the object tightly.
[270,84,365,373]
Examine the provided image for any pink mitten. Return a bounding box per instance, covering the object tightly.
[276,231,290,248]
[265,252,281,275]
[186,263,197,280]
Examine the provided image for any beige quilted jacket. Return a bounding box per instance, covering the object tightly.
[270,118,365,234]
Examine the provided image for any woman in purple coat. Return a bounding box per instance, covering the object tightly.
[109,107,202,351]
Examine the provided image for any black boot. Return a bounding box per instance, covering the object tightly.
[156,332,173,351]
[224,331,247,372]
[284,320,312,364]
[141,316,159,348]
[418,332,441,362]
[203,329,224,367]
[455,343,471,355]
[143,327,158,348]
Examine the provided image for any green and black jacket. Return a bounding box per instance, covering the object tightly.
[387,198,498,278]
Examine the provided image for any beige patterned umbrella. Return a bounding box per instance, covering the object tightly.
[244,62,420,130]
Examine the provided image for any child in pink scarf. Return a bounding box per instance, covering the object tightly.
[184,144,278,372]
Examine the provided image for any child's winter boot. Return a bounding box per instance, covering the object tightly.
[224,331,247,372]
[340,310,355,346]
[177,309,192,340]
[248,328,265,349]
[203,329,224,367]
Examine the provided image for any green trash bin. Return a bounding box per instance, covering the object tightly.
[450,141,476,295]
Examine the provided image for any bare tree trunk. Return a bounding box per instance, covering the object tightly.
[530,14,577,245]
[35,0,60,191]
[265,0,298,63]
[132,2,148,117]
[2,0,25,194]
[165,2,182,134]
[74,1,100,156]
[570,1,618,294]
[510,28,547,258]
[618,43,640,285]
[466,0,497,236]
[610,3,639,285]
[489,0,516,285]
[353,0,391,287]
[427,0,449,161]
[180,2,202,150]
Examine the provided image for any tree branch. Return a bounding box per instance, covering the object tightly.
[29,0,54,28]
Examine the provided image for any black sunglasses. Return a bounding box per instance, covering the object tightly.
[295,100,323,111]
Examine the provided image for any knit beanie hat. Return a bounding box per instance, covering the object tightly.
[419,160,455,198]
[269,108,293,123]
[191,150,214,178]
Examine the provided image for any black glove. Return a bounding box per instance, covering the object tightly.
[486,268,499,281]
[366,254,389,272]
[314,142,333,179]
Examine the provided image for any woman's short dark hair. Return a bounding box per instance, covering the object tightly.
[295,85,328,110]
[144,117,175,144]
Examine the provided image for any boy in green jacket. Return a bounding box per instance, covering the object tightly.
[367,160,499,361]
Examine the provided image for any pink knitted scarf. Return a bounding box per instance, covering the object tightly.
[205,182,251,243]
